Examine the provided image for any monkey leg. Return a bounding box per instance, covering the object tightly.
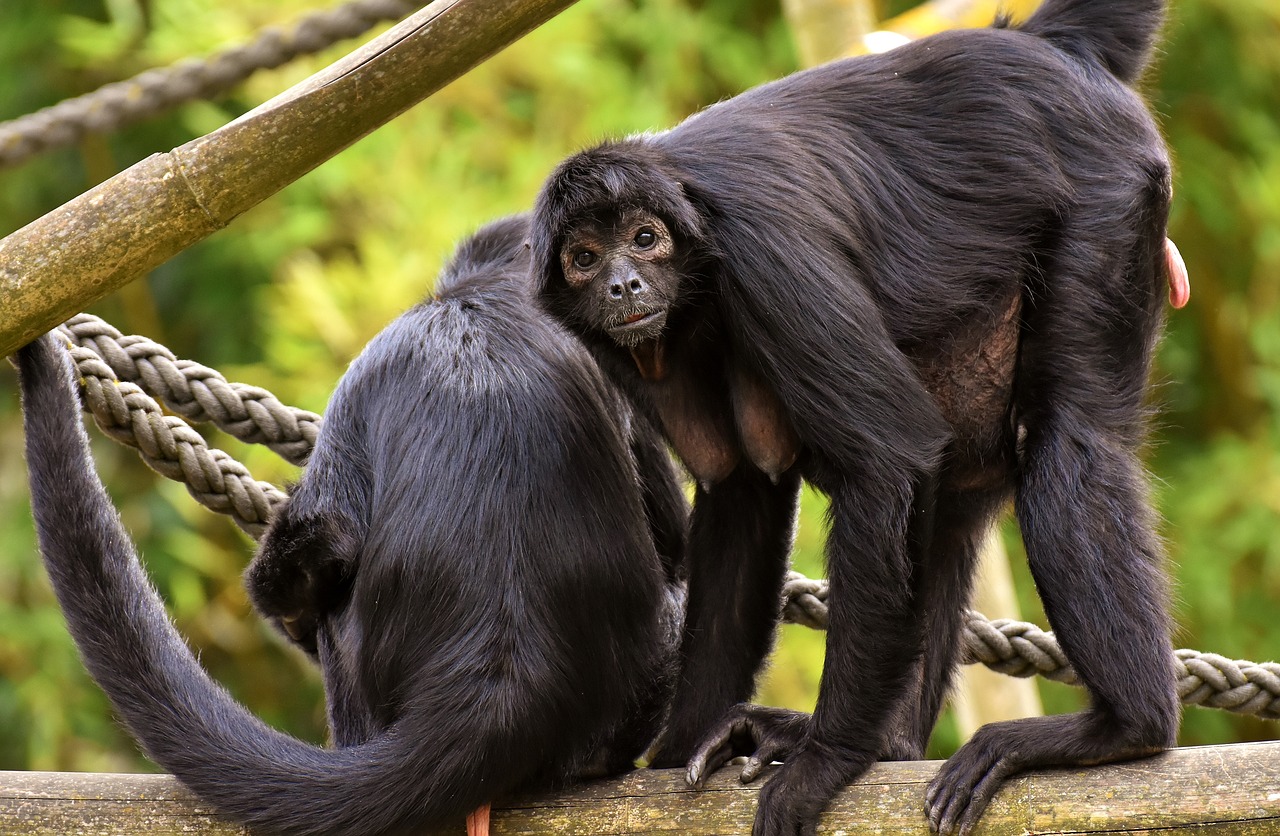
[927,189,1180,833]
[649,467,802,767]
[882,485,1009,761]
[925,420,1179,835]
[739,470,935,836]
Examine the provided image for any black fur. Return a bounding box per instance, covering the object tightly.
[16,216,687,836]
[530,2,1179,834]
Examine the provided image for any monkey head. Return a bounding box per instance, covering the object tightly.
[558,209,676,348]
[531,142,710,380]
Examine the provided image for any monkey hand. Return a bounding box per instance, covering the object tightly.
[685,704,811,787]
[925,720,1026,836]
[687,705,881,835]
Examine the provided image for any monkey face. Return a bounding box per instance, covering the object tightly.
[558,210,680,348]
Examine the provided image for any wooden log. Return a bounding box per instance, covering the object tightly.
[0,0,579,358]
[3,742,1279,834]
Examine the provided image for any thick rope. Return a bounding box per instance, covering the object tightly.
[782,571,1280,720]
[52,323,1280,720]
[63,337,286,537]
[59,314,320,467]
[0,0,418,170]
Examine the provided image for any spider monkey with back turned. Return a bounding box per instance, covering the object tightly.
[530,1,1182,834]
[15,216,688,836]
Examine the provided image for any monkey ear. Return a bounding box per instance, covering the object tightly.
[661,180,709,249]
[529,174,577,292]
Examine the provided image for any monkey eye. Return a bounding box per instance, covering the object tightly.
[572,250,598,270]
[633,229,657,249]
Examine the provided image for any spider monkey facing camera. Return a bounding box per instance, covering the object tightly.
[15,216,688,836]
[531,1,1182,834]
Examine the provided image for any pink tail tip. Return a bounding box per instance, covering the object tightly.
[1166,238,1190,309]
[466,804,492,836]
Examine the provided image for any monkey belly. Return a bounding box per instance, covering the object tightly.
[912,292,1021,491]
[643,340,800,487]
[730,364,801,481]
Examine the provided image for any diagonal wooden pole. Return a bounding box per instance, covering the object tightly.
[0,0,578,358]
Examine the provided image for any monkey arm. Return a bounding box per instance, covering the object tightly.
[628,411,691,585]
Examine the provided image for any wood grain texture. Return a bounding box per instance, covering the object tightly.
[3,743,1278,834]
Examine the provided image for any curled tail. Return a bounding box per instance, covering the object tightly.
[1018,0,1166,84]
[15,334,488,836]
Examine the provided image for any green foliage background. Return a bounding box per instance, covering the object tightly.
[0,0,1277,772]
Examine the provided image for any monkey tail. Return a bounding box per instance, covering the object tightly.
[15,333,496,836]
[1017,0,1166,85]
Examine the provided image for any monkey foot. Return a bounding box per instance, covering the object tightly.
[466,804,491,836]
[686,704,811,787]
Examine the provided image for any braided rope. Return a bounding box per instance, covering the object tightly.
[0,0,418,170]
[59,314,320,466]
[782,571,1280,720]
[52,321,1280,720]
[63,338,287,537]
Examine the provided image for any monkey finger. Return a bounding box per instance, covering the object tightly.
[954,759,1017,836]
[924,769,964,833]
[739,730,803,784]
[687,719,749,786]
[687,708,767,786]
[686,739,736,787]
[926,743,1005,836]
[927,779,968,836]
[739,751,772,783]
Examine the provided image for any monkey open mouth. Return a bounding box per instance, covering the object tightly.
[607,309,668,345]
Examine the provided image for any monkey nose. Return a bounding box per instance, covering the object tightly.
[610,276,646,300]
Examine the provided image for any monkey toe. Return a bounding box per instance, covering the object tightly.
[926,735,1015,835]
[753,763,832,836]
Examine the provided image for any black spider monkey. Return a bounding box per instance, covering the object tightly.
[529,1,1181,834]
[14,216,689,836]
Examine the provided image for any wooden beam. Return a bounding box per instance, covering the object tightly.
[0,0,579,358]
[4,742,1279,834]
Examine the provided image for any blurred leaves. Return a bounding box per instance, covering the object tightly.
[1,0,1278,773]
[1150,0,1280,744]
